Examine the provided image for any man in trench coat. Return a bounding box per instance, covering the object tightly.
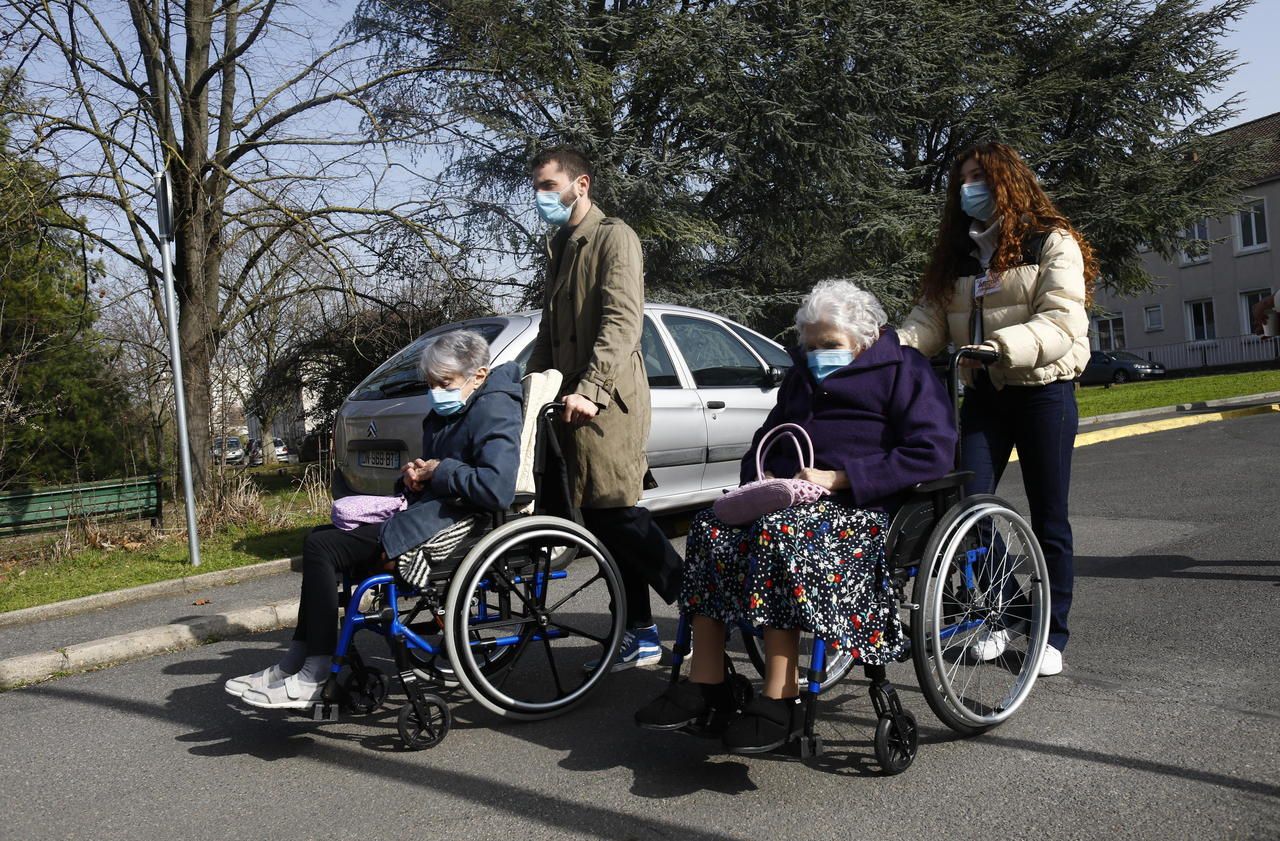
[526,146,682,671]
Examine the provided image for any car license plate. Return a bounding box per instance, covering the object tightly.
[358,449,401,469]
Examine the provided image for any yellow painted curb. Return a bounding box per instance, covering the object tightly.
[1009,403,1279,463]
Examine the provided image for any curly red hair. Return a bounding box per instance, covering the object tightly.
[920,142,1099,308]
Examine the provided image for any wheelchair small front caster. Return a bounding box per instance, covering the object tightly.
[342,667,388,715]
[397,695,451,750]
[799,735,823,759]
[873,709,918,775]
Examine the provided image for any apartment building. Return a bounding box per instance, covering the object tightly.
[1091,111,1280,370]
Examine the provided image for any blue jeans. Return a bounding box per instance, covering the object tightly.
[960,374,1077,652]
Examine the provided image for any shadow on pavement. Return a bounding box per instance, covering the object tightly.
[24,675,747,841]
[1076,554,1280,584]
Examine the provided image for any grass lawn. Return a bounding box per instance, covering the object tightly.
[1076,368,1280,418]
[0,465,325,614]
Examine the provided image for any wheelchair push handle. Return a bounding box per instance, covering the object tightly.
[946,345,1000,469]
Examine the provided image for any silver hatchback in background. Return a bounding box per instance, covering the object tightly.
[332,304,793,515]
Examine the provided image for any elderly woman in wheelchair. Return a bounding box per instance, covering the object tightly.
[224,329,524,712]
[635,280,956,757]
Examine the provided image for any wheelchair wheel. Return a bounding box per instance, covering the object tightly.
[443,516,626,721]
[911,495,1050,735]
[397,695,450,750]
[873,709,918,775]
[741,629,854,693]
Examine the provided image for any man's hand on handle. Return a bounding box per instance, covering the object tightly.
[562,393,600,427]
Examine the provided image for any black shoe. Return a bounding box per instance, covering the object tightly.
[722,695,805,754]
[635,681,733,733]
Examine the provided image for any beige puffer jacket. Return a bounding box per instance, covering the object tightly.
[898,229,1090,388]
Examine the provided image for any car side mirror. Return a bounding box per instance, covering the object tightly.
[762,365,787,388]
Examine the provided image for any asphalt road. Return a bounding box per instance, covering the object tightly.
[1,412,1277,841]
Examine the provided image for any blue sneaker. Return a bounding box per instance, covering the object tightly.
[585,624,662,673]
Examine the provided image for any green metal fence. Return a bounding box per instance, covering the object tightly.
[0,475,163,537]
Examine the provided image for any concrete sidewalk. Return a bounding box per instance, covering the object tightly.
[0,562,301,689]
[2,387,1277,690]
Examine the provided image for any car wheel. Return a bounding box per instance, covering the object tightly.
[1112,369,1129,384]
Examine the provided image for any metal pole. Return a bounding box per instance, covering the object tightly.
[156,170,201,567]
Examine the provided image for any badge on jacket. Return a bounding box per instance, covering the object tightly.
[973,272,1002,298]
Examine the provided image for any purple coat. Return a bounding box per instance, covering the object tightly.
[741,328,957,512]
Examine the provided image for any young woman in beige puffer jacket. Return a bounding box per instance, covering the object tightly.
[898,141,1100,678]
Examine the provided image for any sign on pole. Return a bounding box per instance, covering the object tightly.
[155,170,201,567]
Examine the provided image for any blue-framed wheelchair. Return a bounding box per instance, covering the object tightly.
[667,346,1052,774]
[310,382,627,750]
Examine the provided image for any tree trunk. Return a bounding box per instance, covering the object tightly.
[261,409,277,465]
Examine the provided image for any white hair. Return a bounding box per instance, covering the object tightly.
[419,329,491,381]
[794,279,887,351]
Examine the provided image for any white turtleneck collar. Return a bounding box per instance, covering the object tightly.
[969,216,1002,270]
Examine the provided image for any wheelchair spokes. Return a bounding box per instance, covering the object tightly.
[444,518,625,720]
[913,495,1050,734]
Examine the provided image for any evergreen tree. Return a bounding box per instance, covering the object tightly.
[0,74,135,488]
[354,0,1255,333]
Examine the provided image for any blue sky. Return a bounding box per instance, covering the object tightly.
[1214,0,1280,126]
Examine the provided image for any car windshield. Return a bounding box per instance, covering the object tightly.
[349,322,506,401]
[1112,351,1147,363]
[215,437,240,449]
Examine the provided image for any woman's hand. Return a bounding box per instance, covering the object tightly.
[958,342,1000,369]
[795,467,848,491]
[401,458,440,492]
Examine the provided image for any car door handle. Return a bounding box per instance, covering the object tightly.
[706,401,726,410]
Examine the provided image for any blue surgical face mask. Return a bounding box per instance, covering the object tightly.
[428,386,466,416]
[807,349,855,382]
[535,184,579,226]
[960,181,996,221]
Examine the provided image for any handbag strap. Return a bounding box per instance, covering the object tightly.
[754,422,816,480]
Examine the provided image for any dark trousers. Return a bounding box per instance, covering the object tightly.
[960,375,1077,652]
[581,506,684,629]
[293,523,384,656]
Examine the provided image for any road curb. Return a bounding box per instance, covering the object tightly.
[1078,390,1280,427]
[0,598,300,690]
[0,555,303,630]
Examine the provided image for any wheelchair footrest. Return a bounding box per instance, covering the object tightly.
[309,703,341,722]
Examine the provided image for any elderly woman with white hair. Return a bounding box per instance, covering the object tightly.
[635,280,956,753]
[224,329,523,710]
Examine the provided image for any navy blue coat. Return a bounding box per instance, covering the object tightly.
[379,362,524,559]
[741,329,957,513]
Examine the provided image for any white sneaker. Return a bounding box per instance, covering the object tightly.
[241,673,326,709]
[223,665,287,698]
[1038,644,1064,676]
[968,628,1010,661]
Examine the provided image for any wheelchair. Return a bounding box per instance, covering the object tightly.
[310,387,628,750]
[668,346,1052,774]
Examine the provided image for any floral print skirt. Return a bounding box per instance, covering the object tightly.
[681,499,906,666]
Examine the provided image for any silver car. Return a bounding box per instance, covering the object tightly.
[333,304,793,514]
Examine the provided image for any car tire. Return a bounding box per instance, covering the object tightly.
[1113,369,1129,384]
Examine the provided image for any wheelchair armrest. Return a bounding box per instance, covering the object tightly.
[909,472,972,496]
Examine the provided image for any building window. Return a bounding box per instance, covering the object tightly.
[1186,298,1216,341]
[1236,199,1268,253]
[1143,305,1164,332]
[1241,289,1273,334]
[1095,313,1125,351]
[1180,218,1211,264]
